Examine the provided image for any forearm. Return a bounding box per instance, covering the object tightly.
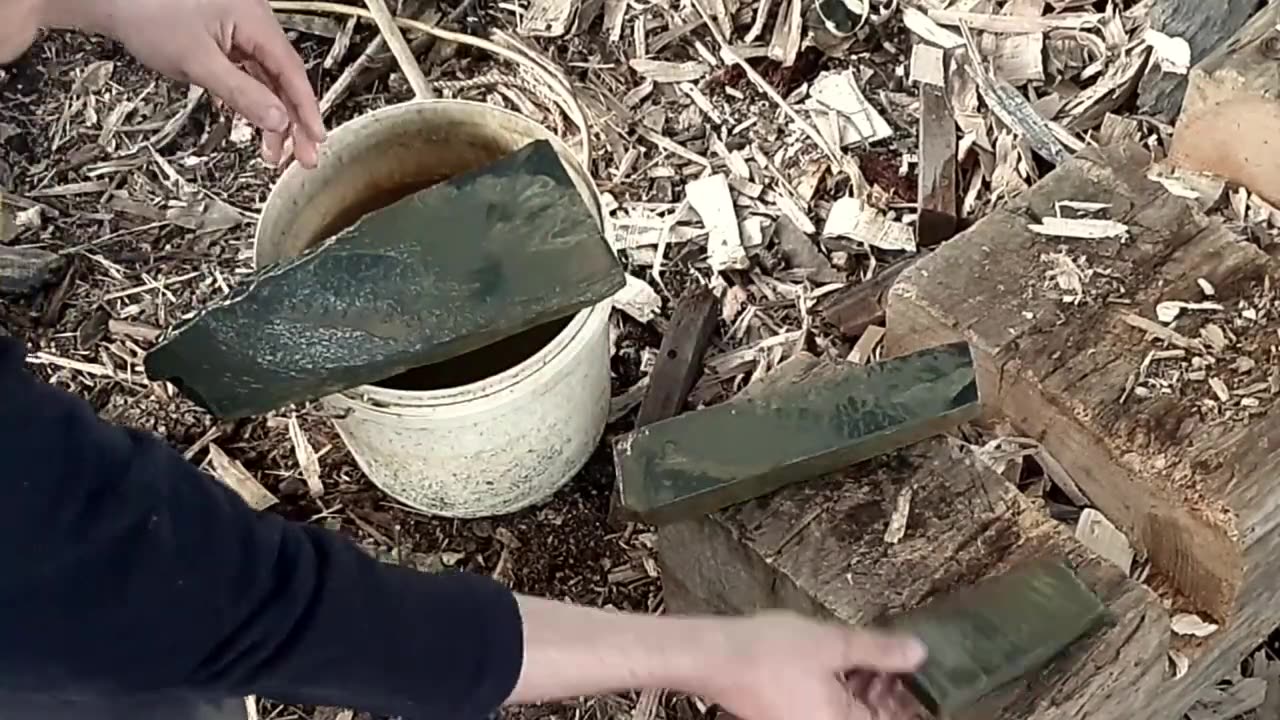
[508,595,725,704]
[0,335,523,718]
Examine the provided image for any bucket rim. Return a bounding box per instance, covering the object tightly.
[329,301,605,409]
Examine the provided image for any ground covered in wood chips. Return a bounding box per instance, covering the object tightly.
[0,29,682,720]
[9,1,1280,719]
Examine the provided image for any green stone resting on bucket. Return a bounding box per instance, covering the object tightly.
[144,139,625,419]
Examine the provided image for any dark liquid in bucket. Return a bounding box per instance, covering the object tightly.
[316,171,578,392]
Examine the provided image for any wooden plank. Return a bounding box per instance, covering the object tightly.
[635,285,720,427]
[1136,0,1259,120]
[657,357,1168,719]
[1170,3,1280,205]
[884,142,1280,717]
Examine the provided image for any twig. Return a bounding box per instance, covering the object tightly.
[687,0,865,192]
[361,0,435,99]
[269,1,592,162]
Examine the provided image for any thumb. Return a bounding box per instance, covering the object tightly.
[835,629,927,673]
[186,46,291,136]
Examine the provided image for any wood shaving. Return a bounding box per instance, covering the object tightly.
[1171,612,1220,638]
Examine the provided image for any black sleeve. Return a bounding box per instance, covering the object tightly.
[0,334,524,719]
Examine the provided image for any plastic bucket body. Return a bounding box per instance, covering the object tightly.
[254,100,611,518]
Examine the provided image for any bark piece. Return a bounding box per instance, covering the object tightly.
[635,286,721,427]
[1136,0,1260,121]
[145,140,624,418]
[815,254,923,339]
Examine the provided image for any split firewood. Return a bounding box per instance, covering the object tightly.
[0,246,63,296]
[815,253,923,340]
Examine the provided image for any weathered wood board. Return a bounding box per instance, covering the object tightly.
[885,143,1280,716]
[657,353,1169,720]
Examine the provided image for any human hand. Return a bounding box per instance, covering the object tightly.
[41,0,326,168]
[693,611,926,720]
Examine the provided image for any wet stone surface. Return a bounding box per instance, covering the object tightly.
[886,558,1106,717]
[144,140,625,418]
[613,342,980,524]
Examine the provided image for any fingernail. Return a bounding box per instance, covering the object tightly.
[902,638,927,664]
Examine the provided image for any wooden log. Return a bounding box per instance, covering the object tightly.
[884,142,1280,717]
[657,356,1168,719]
[1169,2,1280,206]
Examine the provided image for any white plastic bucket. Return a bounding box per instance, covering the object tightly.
[254,100,611,518]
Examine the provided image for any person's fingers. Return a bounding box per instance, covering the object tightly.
[239,60,288,166]
[188,47,290,137]
[836,630,927,673]
[832,680,874,720]
[290,125,319,168]
[235,6,326,144]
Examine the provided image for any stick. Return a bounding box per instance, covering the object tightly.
[361,0,434,99]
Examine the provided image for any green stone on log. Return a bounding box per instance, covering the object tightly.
[613,342,980,524]
[887,558,1107,717]
[144,140,623,419]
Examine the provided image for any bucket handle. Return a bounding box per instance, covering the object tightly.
[268,1,592,163]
